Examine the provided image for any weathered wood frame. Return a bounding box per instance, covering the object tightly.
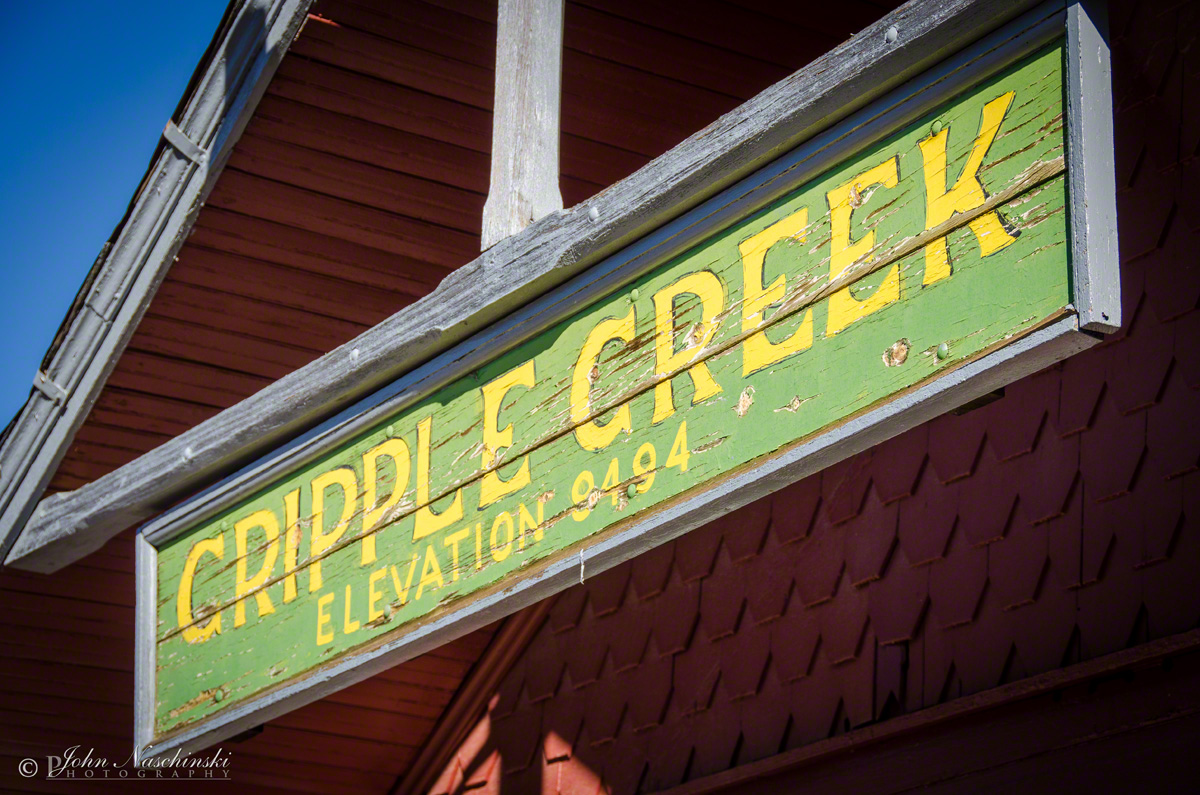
[133,0,1117,762]
[0,0,315,567]
[480,0,565,249]
[5,0,1060,574]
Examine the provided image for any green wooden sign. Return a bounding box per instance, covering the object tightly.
[138,20,1115,757]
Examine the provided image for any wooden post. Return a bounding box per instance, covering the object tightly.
[481,0,564,250]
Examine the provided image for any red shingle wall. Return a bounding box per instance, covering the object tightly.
[435,0,1200,791]
[0,522,500,794]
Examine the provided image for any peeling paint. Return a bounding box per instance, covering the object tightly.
[883,338,911,367]
[735,386,756,417]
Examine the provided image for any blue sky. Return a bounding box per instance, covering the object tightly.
[0,1,230,425]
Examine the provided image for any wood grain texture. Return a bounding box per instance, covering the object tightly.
[1065,0,1120,332]
[481,0,565,248]
[0,0,316,564]
[8,0,1052,575]
[148,44,1073,741]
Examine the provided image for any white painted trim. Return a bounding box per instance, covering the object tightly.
[134,532,158,766]
[137,315,1095,761]
[133,0,1120,756]
[1065,0,1120,332]
[0,0,315,567]
[142,1,1068,551]
[9,0,1060,574]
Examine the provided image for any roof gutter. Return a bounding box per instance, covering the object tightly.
[0,0,314,566]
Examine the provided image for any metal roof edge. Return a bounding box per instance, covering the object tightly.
[0,0,315,566]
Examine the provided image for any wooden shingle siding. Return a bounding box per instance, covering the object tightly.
[5,1,917,791]
[50,0,890,499]
[427,1,1200,790]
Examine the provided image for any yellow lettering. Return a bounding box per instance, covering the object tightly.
[368,567,387,622]
[666,421,690,473]
[632,442,656,494]
[827,157,901,335]
[443,528,471,581]
[480,361,536,507]
[362,438,412,564]
[343,584,360,634]
[390,553,419,605]
[490,511,514,562]
[283,488,301,603]
[234,509,279,628]
[740,209,814,375]
[309,467,358,592]
[602,457,621,507]
[415,544,445,600]
[177,535,224,644]
[475,522,483,570]
[652,272,724,423]
[571,308,636,451]
[518,501,544,546]
[572,470,595,522]
[414,415,463,541]
[919,91,1018,285]
[316,592,334,645]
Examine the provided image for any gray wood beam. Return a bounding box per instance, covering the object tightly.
[5,0,1050,573]
[481,0,564,250]
[1065,0,1119,332]
[0,0,314,569]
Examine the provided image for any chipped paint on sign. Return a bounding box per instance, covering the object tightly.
[154,43,1072,737]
